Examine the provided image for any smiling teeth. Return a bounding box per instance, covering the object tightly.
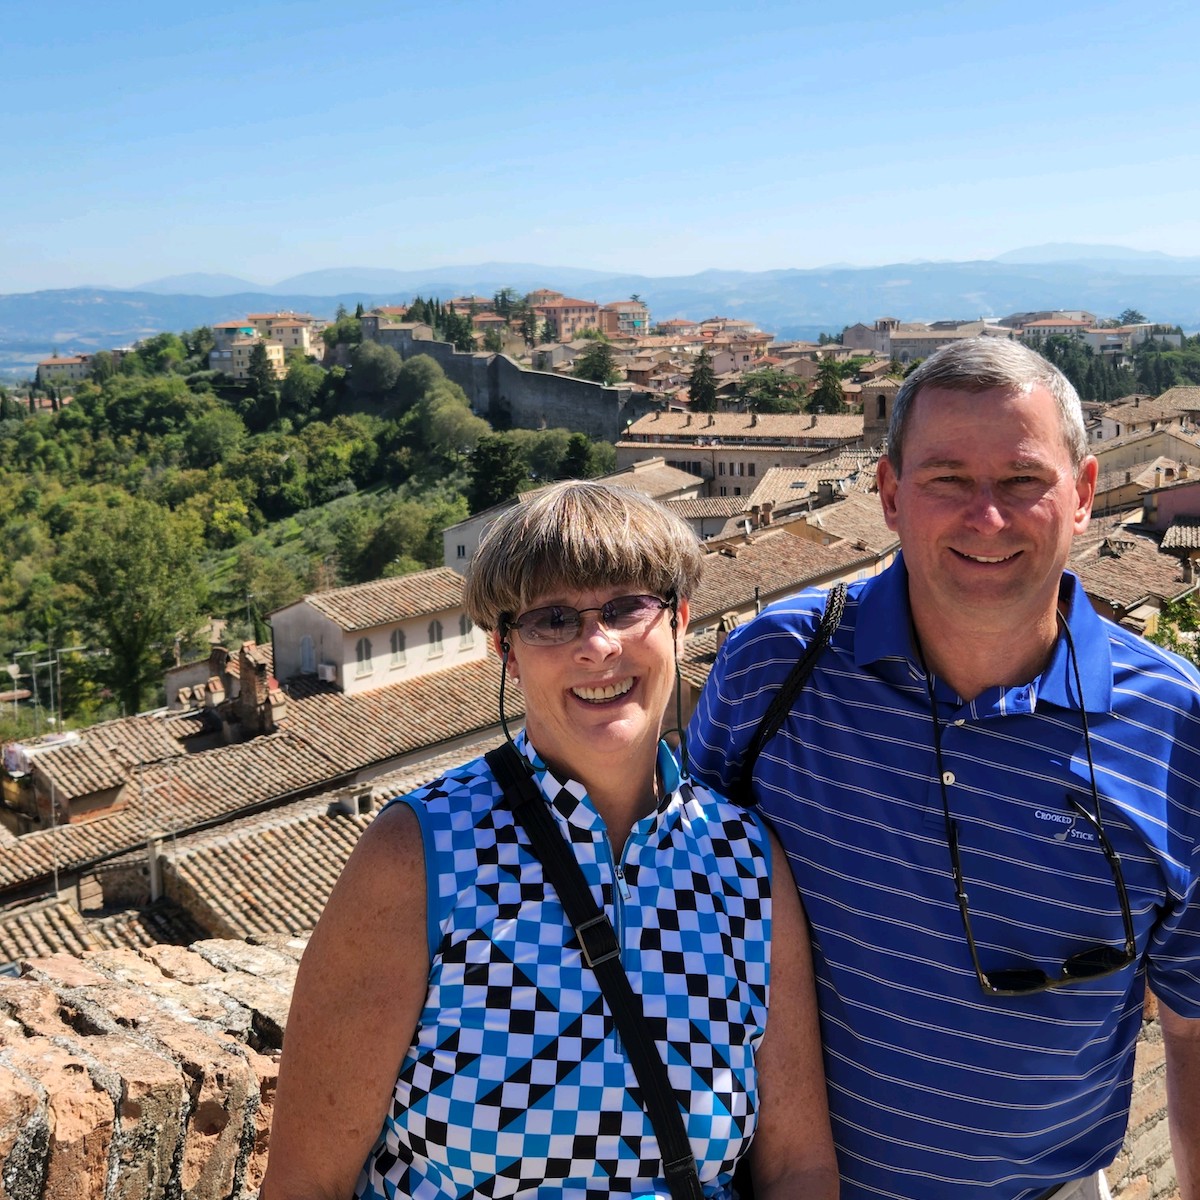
[573,679,633,701]
[964,553,1014,563]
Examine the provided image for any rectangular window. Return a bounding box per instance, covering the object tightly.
[456,544,466,559]
[719,486,728,497]
[747,463,756,477]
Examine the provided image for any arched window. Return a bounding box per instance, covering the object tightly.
[300,635,315,675]
[390,628,406,667]
[429,620,444,656]
[459,613,474,649]
[355,636,372,676]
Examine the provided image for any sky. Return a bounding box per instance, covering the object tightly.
[4,0,1200,293]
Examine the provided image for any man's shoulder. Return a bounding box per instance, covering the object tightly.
[1103,616,1200,699]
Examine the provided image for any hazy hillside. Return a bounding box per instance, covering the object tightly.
[4,247,1199,378]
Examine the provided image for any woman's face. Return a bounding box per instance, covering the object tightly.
[496,583,688,790]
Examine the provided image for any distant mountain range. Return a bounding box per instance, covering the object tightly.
[3,245,1198,379]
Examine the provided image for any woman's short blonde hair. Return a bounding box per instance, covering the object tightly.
[464,480,704,632]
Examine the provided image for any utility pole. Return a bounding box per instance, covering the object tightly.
[14,650,38,732]
[54,646,85,729]
[35,656,55,730]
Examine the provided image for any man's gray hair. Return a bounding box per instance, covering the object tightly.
[887,338,1088,473]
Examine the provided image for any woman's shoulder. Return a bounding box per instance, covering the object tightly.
[679,774,772,852]
[382,752,502,818]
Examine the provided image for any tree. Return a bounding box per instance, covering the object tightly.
[56,499,206,715]
[739,367,804,413]
[688,347,718,412]
[467,434,527,513]
[442,306,476,353]
[1119,308,1147,326]
[483,328,504,354]
[493,287,518,318]
[248,341,278,401]
[279,359,325,424]
[349,340,403,399]
[573,341,620,385]
[561,432,612,479]
[807,358,848,413]
[187,408,247,468]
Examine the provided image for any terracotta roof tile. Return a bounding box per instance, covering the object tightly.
[691,531,874,624]
[0,653,523,900]
[286,568,464,630]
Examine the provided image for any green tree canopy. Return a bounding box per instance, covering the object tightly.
[688,346,718,412]
[807,359,849,413]
[573,341,620,385]
[467,434,527,513]
[1119,308,1147,326]
[56,499,206,715]
[349,340,404,399]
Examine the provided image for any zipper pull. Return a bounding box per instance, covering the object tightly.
[615,864,631,901]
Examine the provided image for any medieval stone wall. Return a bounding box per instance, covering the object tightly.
[0,941,1180,1199]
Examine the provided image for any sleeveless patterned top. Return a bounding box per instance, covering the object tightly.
[354,736,774,1200]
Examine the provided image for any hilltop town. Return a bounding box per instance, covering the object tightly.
[0,290,1195,1198]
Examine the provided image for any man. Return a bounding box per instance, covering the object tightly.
[688,338,1200,1200]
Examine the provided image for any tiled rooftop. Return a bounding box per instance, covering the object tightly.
[0,898,206,966]
[622,411,864,443]
[1161,518,1200,552]
[161,738,507,939]
[1070,527,1188,609]
[1,656,523,899]
[284,567,465,630]
[803,491,898,553]
[691,530,873,624]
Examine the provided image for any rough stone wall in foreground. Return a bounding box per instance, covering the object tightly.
[0,937,302,1200]
[0,940,1180,1199]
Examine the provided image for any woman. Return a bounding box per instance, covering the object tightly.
[261,481,837,1200]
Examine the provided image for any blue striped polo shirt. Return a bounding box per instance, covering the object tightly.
[688,554,1200,1200]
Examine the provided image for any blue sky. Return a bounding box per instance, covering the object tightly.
[5,0,1199,292]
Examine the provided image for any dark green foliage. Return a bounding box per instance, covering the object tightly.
[468,434,528,513]
[572,341,620,385]
[688,347,718,412]
[55,498,206,714]
[807,359,848,413]
[739,367,805,413]
[349,340,404,399]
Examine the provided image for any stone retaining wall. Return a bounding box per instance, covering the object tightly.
[0,940,1180,1199]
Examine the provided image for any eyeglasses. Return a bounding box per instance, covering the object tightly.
[507,594,670,646]
[924,619,1136,997]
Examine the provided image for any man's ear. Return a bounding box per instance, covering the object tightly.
[877,456,901,531]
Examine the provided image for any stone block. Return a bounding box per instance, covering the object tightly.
[3,1036,112,1200]
[0,1060,48,1200]
[72,1032,187,1200]
[141,944,225,986]
[192,940,299,982]
[199,973,290,1053]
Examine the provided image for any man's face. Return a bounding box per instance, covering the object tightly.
[876,383,1097,635]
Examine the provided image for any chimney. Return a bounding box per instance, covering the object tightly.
[686,414,692,426]
[707,413,715,427]
[761,500,774,526]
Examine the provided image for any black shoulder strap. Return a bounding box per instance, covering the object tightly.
[484,742,704,1200]
[732,582,847,807]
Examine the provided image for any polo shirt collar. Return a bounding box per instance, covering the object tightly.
[855,553,1113,712]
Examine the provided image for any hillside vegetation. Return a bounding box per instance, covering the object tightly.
[0,333,613,728]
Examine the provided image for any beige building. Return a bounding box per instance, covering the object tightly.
[35,355,91,387]
[269,568,484,695]
[600,300,651,337]
[535,297,601,340]
[617,410,865,494]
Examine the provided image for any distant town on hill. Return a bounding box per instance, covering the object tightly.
[3,244,1200,379]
